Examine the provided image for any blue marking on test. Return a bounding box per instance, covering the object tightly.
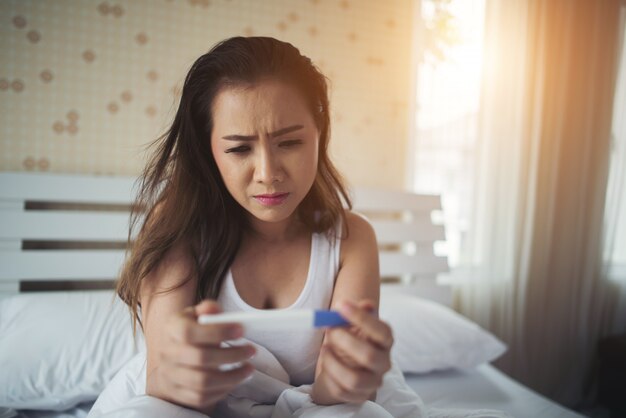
[314,310,349,328]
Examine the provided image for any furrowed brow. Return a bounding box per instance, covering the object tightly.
[222,124,304,141]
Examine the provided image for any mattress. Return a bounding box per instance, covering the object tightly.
[404,364,586,418]
[10,365,584,418]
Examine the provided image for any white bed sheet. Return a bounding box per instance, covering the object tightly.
[404,364,586,418]
[12,365,585,418]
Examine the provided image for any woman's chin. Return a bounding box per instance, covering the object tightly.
[244,205,298,225]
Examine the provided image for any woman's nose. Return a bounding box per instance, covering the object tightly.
[254,149,283,184]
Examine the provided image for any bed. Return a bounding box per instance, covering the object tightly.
[0,172,584,418]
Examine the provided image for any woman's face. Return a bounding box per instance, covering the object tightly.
[210,79,320,225]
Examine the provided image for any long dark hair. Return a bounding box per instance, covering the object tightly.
[117,37,351,331]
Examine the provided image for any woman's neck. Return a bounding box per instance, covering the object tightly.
[246,214,305,244]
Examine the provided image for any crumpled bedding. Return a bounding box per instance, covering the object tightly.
[87,341,512,418]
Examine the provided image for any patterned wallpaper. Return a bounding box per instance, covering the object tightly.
[0,0,414,188]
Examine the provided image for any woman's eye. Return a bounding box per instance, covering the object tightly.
[225,145,250,154]
[279,139,303,147]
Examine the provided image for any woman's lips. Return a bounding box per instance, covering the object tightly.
[253,192,290,206]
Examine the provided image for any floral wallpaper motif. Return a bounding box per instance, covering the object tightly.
[0,0,412,188]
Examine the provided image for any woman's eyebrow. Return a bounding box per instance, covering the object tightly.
[222,124,304,141]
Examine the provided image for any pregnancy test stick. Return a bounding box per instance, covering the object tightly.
[198,309,349,331]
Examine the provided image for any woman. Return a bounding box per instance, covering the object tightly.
[109,36,393,415]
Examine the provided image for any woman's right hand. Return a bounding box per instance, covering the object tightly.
[146,300,256,414]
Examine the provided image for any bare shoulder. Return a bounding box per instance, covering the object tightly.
[339,210,378,268]
[341,211,378,251]
[139,202,196,295]
[139,239,198,336]
[331,211,380,308]
[141,241,195,296]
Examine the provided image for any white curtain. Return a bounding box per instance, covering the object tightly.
[453,0,626,407]
[604,5,626,331]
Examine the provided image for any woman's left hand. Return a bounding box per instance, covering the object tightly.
[312,299,393,405]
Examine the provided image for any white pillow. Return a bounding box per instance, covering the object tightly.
[0,291,142,411]
[379,288,506,374]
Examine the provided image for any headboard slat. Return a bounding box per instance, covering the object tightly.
[0,250,126,280]
[379,252,449,277]
[0,173,135,204]
[370,219,445,243]
[0,211,132,241]
[352,188,441,212]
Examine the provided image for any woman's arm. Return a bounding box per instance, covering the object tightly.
[311,212,393,405]
[141,242,256,414]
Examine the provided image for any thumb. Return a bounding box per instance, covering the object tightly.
[194,299,222,316]
[181,300,222,319]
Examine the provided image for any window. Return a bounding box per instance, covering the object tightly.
[411,0,486,268]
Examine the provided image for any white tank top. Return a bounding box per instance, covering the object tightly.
[217,224,341,386]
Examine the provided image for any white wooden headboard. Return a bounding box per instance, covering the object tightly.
[0,172,449,304]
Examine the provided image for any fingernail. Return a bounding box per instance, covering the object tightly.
[246,346,256,358]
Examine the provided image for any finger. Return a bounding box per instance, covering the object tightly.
[338,301,393,349]
[168,383,230,411]
[321,345,380,395]
[169,311,243,345]
[326,328,390,373]
[318,368,368,404]
[194,300,222,316]
[166,362,254,392]
[180,300,222,320]
[162,344,256,368]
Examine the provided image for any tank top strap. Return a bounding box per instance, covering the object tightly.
[298,218,341,309]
